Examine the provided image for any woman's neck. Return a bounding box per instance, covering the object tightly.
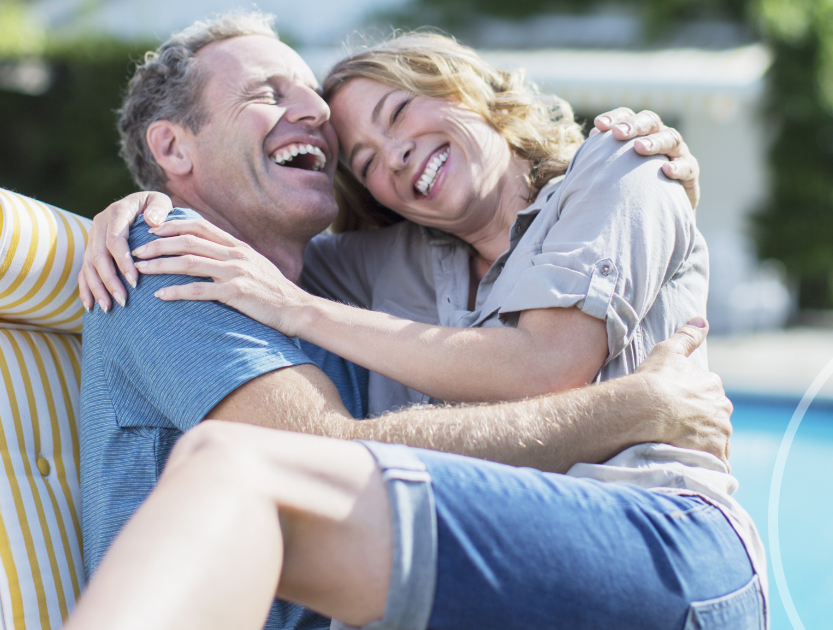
[459,155,532,275]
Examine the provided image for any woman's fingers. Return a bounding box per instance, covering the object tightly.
[633,127,685,156]
[142,191,174,227]
[593,107,636,134]
[79,259,115,313]
[133,234,240,262]
[149,218,241,247]
[154,281,222,302]
[103,192,169,287]
[664,158,701,209]
[610,110,664,140]
[134,255,232,281]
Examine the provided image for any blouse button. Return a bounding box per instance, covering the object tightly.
[600,264,612,276]
[37,457,50,476]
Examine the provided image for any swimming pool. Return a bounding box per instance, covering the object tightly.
[729,394,833,629]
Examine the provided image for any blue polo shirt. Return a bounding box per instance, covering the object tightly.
[80,208,367,630]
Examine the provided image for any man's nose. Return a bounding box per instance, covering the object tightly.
[286,86,330,128]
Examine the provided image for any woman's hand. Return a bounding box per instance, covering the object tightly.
[592,107,700,209]
[79,191,174,312]
[131,219,309,337]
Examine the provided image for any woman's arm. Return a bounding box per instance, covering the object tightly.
[135,218,607,403]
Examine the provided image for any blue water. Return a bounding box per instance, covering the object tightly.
[729,394,833,630]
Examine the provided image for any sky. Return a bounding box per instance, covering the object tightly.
[30,0,411,46]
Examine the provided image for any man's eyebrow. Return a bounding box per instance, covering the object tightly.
[239,76,270,94]
[347,89,397,170]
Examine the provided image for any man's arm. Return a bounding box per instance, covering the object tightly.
[207,319,732,472]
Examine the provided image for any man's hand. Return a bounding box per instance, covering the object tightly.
[592,107,701,210]
[634,317,733,467]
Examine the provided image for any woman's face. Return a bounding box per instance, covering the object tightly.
[329,78,524,235]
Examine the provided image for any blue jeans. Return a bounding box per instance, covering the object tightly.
[334,442,766,630]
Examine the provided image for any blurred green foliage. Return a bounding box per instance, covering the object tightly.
[0,0,46,57]
[0,39,146,219]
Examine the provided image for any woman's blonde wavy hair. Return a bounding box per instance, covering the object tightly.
[323,31,585,232]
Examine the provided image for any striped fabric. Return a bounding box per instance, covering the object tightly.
[0,330,83,629]
[0,189,88,628]
[0,190,91,333]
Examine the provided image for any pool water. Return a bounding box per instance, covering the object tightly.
[728,394,833,630]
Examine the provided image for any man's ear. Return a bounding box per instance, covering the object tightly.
[146,120,194,179]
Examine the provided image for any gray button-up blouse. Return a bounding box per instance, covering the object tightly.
[302,131,709,417]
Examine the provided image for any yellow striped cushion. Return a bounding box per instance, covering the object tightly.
[0,190,92,333]
[0,327,83,629]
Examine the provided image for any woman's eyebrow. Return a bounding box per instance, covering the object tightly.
[372,89,397,124]
[346,89,398,168]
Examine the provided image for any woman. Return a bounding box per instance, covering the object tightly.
[82,34,706,417]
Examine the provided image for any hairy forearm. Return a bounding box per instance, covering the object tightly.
[338,374,659,474]
[292,298,600,402]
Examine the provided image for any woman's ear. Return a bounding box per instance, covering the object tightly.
[146,120,194,179]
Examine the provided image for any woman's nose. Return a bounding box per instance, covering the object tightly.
[385,139,415,171]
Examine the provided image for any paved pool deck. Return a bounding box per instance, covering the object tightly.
[708,327,833,401]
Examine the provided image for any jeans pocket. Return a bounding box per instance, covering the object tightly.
[683,574,765,630]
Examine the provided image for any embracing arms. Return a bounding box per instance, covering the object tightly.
[209,319,732,473]
[135,219,606,402]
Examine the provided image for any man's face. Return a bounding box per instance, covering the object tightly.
[183,35,339,243]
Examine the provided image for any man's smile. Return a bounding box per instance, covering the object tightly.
[270,142,327,172]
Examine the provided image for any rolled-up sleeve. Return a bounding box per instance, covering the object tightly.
[499,132,696,363]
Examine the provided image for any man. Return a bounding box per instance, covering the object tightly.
[78,11,753,630]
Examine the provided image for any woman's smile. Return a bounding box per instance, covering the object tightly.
[414,144,449,198]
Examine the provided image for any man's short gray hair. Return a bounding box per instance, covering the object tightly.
[118,10,279,191]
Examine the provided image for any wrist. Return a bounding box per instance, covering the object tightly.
[622,371,670,445]
[283,289,322,339]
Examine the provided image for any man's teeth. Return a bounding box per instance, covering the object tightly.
[270,143,327,171]
[416,148,449,196]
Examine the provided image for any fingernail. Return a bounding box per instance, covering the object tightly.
[128,274,137,289]
[668,162,678,173]
[154,288,166,299]
[688,316,707,328]
[115,294,126,308]
[615,122,631,135]
[148,227,158,235]
[132,245,146,256]
[598,115,611,126]
[98,300,109,314]
[135,260,148,270]
[148,208,166,225]
[83,302,90,313]
[641,139,653,150]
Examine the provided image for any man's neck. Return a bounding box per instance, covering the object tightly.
[168,193,308,285]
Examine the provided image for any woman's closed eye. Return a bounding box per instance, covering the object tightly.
[361,155,374,180]
[391,97,412,124]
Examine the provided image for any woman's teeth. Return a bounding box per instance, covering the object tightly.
[271,143,327,171]
[416,148,449,196]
